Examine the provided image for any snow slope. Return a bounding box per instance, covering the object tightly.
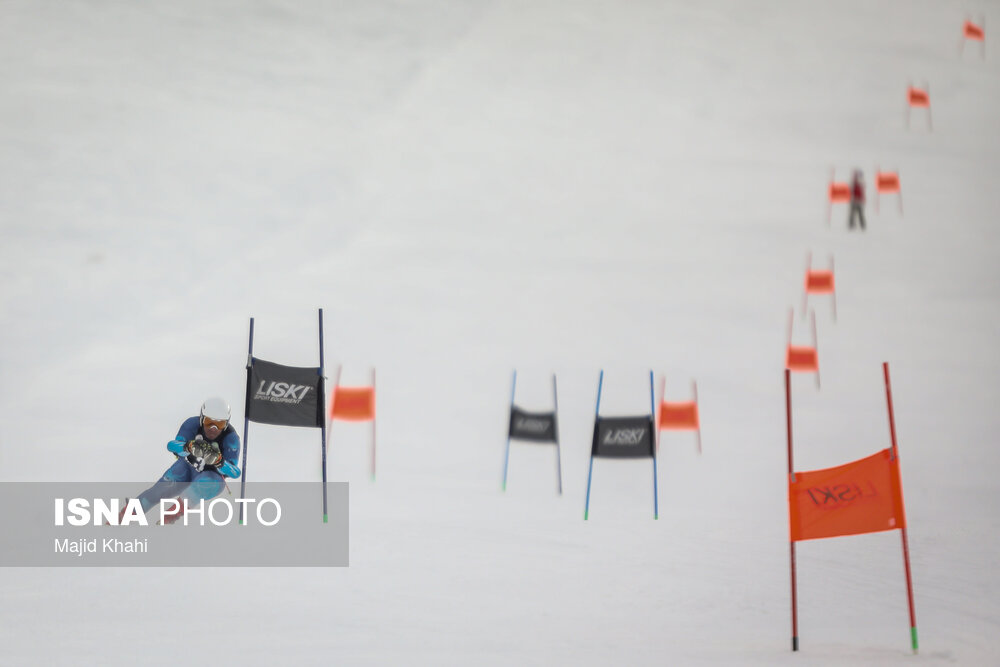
[1,1,998,664]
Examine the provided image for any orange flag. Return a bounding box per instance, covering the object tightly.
[789,448,906,542]
[908,87,930,108]
[828,182,850,203]
[658,401,699,430]
[805,269,834,294]
[785,346,818,372]
[964,21,985,41]
[331,386,376,421]
[876,171,901,194]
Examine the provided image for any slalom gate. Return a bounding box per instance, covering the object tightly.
[327,366,377,480]
[802,252,836,322]
[584,370,658,520]
[960,17,985,59]
[784,364,918,653]
[906,83,932,131]
[241,309,329,522]
[826,168,851,226]
[785,308,820,388]
[874,167,903,215]
[656,376,702,455]
[502,371,563,494]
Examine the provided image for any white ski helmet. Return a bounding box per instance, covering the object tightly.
[200,397,231,425]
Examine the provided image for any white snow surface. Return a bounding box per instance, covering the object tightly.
[1,1,999,664]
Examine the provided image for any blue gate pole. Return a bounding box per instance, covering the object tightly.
[319,309,328,523]
[239,317,255,525]
[584,370,604,520]
[553,373,562,495]
[649,370,659,520]
[502,370,516,491]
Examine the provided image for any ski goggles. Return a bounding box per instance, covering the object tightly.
[202,417,228,431]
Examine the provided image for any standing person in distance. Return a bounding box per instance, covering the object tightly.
[848,169,866,231]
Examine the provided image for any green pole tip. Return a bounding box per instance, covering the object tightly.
[584,510,589,520]
[323,513,329,523]
[911,627,919,653]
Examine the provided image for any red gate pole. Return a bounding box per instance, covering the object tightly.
[786,368,799,651]
[692,379,702,454]
[883,362,918,653]
[875,164,881,214]
[370,367,377,481]
[811,309,820,388]
[926,82,933,132]
[830,256,838,322]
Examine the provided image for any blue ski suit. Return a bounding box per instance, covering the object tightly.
[136,416,241,514]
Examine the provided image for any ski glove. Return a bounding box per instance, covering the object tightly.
[186,453,208,472]
[186,436,223,473]
[217,460,241,478]
[167,437,189,456]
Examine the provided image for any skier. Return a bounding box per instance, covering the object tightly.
[848,169,866,231]
[130,397,241,524]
